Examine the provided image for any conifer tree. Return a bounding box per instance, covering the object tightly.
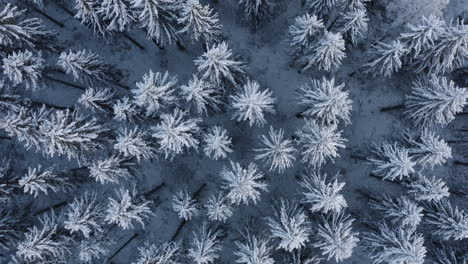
[194,41,246,86]
[188,223,222,264]
[266,199,311,252]
[178,0,222,44]
[230,80,276,127]
[133,241,181,264]
[314,212,359,262]
[406,174,449,202]
[2,50,44,90]
[362,223,426,264]
[114,127,156,162]
[0,4,53,48]
[180,74,222,115]
[205,191,233,222]
[105,187,153,230]
[370,195,423,229]
[254,126,296,173]
[368,143,415,181]
[289,14,325,55]
[405,76,468,127]
[298,77,352,125]
[58,49,121,85]
[74,0,105,35]
[296,119,347,167]
[364,40,408,77]
[238,0,275,28]
[64,192,103,238]
[425,200,468,241]
[132,0,180,47]
[203,126,233,160]
[402,130,451,168]
[299,171,347,213]
[18,165,70,197]
[133,70,178,116]
[220,161,268,205]
[89,155,134,184]
[302,31,346,72]
[339,8,369,45]
[172,188,199,221]
[151,108,201,159]
[99,0,135,32]
[235,233,275,264]
[305,0,340,15]
[78,87,117,113]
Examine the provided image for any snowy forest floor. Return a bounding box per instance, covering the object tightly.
[2,0,468,263]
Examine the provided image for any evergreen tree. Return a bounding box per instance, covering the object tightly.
[289,13,325,55]
[113,97,141,122]
[414,19,468,73]
[188,223,222,264]
[0,106,50,151]
[151,108,201,159]
[238,0,275,28]
[133,70,178,116]
[0,4,53,48]
[402,130,451,168]
[364,40,408,77]
[404,76,468,127]
[234,233,275,264]
[362,223,426,264]
[18,165,70,197]
[254,126,296,173]
[16,213,70,262]
[78,87,117,113]
[367,142,415,181]
[39,109,108,160]
[230,80,276,127]
[305,0,340,15]
[296,119,347,167]
[99,0,135,32]
[105,187,153,230]
[178,0,222,44]
[298,77,352,125]
[340,0,370,12]
[114,127,156,162]
[220,161,268,205]
[78,237,110,262]
[172,188,199,221]
[2,50,44,90]
[339,8,369,45]
[0,80,21,113]
[74,0,105,35]
[314,212,359,262]
[302,31,346,72]
[406,174,449,202]
[64,192,103,238]
[132,0,179,47]
[58,49,121,85]
[180,74,222,115]
[89,155,134,184]
[266,199,311,252]
[425,200,468,241]
[399,15,446,58]
[194,41,246,86]
[370,195,423,229]
[0,209,22,250]
[203,126,233,160]
[133,241,181,264]
[205,191,233,222]
[299,171,347,213]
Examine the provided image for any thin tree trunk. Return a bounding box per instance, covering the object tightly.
[121,33,145,50]
[29,100,68,110]
[143,182,166,198]
[170,183,206,241]
[446,140,468,144]
[176,40,186,51]
[0,136,11,140]
[51,0,75,16]
[24,2,65,27]
[295,111,304,118]
[34,200,68,216]
[106,233,138,263]
[457,112,468,116]
[454,160,468,166]
[44,75,86,90]
[380,104,405,112]
[350,154,367,161]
